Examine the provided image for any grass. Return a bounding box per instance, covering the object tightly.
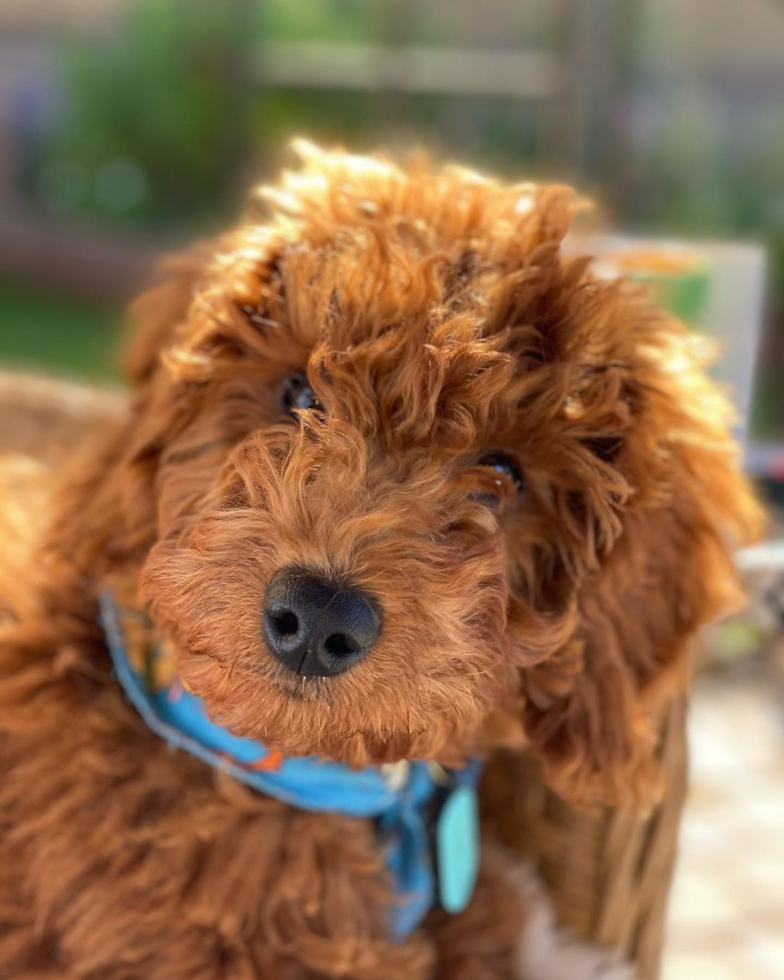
[0,281,121,381]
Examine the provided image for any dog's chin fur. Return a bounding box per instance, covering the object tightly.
[0,142,763,977]
[155,621,511,766]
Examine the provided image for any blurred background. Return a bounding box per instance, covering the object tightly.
[0,2,782,977]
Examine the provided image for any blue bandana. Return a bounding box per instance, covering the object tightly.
[98,592,482,939]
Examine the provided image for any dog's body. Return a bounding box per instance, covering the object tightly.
[0,145,760,979]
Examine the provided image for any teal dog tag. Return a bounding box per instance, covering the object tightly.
[436,784,480,913]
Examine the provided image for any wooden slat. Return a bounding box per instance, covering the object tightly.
[249,44,560,99]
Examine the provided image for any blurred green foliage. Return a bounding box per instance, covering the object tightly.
[259,0,380,44]
[32,0,248,228]
[627,93,784,299]
[258,0,556,48]
[31,0,545,230]
[0,283,118,379]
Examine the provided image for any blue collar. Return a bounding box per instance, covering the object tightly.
[98,592,482,939]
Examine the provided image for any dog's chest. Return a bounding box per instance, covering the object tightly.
[2,660,395,965]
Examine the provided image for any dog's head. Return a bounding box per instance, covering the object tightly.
[62,144,760,801]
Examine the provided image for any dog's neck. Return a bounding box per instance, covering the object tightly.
[98,588,485,938]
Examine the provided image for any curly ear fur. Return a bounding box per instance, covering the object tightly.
[518,305,762,804]
[46,245,220,577]
[125,246,212,387]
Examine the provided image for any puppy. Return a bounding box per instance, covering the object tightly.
[0,143,759,979]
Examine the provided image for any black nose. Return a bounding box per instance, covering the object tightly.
[262,569,381,677]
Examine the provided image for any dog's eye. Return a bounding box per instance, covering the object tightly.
[475,452,525,504]
[283,373,324,417]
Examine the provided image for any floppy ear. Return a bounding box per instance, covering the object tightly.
[517,313,763,806]
[47,217,291,581]
[43,247,212,579]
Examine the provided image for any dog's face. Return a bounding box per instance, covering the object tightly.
[94,147,755,792]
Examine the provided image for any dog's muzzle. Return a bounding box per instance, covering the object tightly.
[262,568,381,677]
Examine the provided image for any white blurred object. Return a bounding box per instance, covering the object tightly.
[583,236,766,453]
[702,242,766,452]
[736,539,784,572]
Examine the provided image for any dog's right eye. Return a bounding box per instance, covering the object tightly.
[282,373,324,417]
[473,451,525,507]
[477,452,524,492]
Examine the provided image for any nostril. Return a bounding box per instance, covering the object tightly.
[324,633,358,657]
[271,610,298,637]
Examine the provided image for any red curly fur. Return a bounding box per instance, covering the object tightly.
[0,143,761,978]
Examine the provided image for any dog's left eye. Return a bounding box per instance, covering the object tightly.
[283,373,324,417]
[475,452,525,503]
